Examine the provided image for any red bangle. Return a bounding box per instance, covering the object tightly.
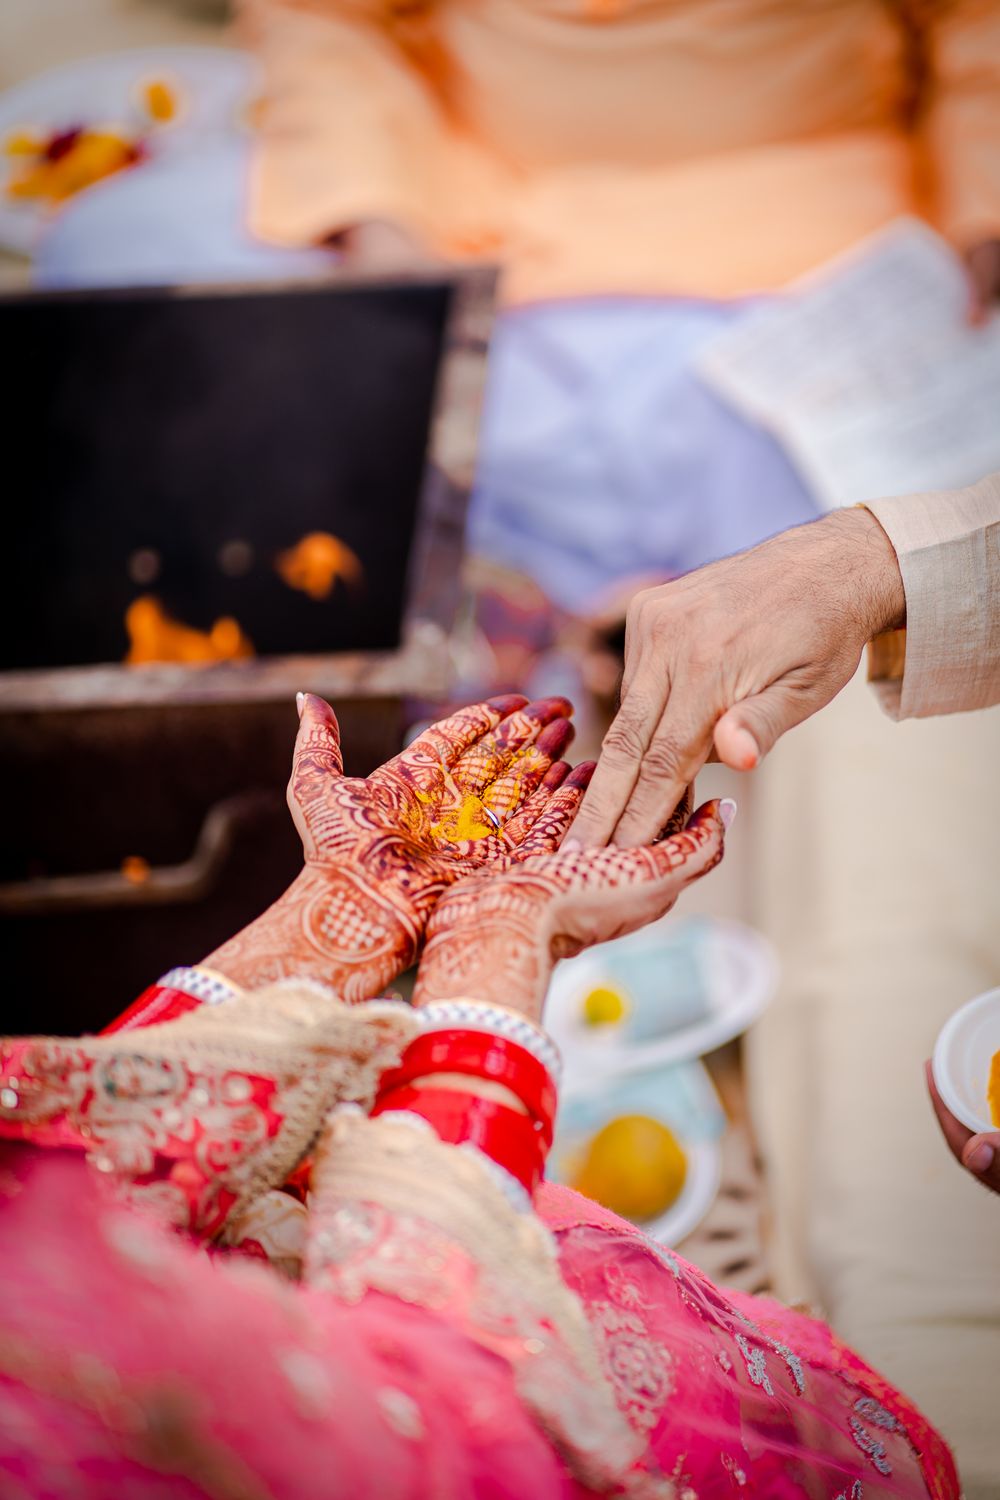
[377,1030,557,1145]
[101,984,202,1035]
[372,1084,547,1194]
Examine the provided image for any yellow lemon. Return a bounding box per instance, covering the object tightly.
[989,1049,1000,1128]
[572,1114,687,1222]
[582,985,628,1027]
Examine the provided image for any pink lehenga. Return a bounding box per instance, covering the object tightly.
[0,985,957,1500]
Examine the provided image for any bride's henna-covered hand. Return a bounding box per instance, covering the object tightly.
[412,797,732,1025]
[205,693,582,999]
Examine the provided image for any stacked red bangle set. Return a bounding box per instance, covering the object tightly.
[373,1028,559,1194]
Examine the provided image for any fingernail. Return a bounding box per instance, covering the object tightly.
[296,691,306,718]
[719,798,738,830]
[562,837,582,853]
[966,1140,995,1174]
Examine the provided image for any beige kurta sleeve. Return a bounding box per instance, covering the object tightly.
[241,0,506,251]
[864,472,1000,720]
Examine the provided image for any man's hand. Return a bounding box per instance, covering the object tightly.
[926,1063,1000,1195]
[570,507,906,848]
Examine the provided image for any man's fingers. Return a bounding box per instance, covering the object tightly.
[925,1062,1000,1194]
[961,1134,1000,1194]
[659,784,693,840]
[565,675,668,847]
[607,706,710,848]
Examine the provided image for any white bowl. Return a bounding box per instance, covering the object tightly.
[932,987,1000,1135]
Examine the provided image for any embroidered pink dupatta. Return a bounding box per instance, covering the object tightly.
[0,1148,957,1500]
[538,1183,958,1500]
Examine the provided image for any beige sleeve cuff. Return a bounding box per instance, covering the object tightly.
[864,472,1000,720]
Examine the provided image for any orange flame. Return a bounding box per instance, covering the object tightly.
[125,595,255,666]
[276,532,363,600]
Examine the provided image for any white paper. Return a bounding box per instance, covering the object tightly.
[696,218,1000,510]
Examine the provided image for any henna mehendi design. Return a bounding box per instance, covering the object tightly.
[205,694,584,1000]
[412,799,727,1024]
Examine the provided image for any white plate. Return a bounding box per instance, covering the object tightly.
[549,1059,724,1247]
[932,987,1000,1134]
[545,916,777,1086]
[0,46,258,254]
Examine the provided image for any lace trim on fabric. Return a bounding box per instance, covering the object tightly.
[305,1111,671,1498]
[0,983,419,1236]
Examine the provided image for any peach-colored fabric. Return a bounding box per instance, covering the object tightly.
[866,470,1000,719]
[243,0,1000,304]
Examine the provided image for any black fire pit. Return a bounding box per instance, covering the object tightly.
[1,269,494,1032]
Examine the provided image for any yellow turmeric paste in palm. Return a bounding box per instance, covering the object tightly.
[431,794,495,843]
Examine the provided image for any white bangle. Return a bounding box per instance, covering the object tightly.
[158,966,242,1008]
[416,999,562,1086]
